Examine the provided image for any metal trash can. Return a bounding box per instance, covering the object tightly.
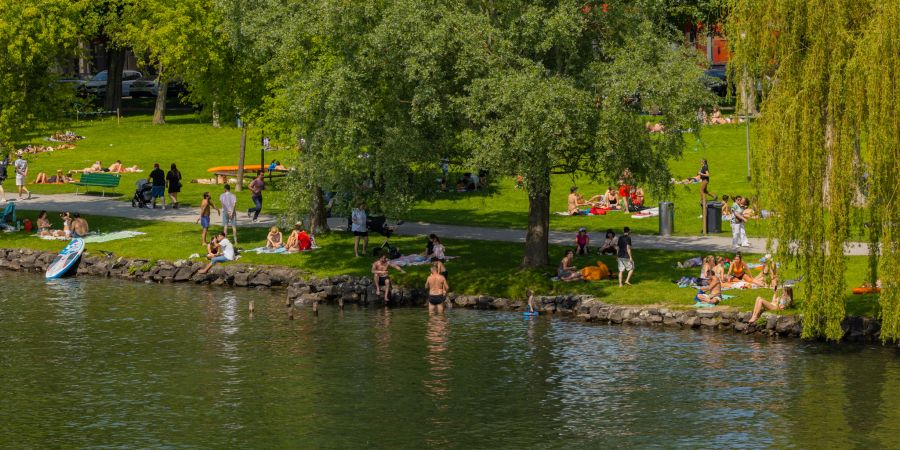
[706,201,723,234]
[659,201,674,236]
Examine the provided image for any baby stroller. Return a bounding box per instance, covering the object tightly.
[0,202,16,231]
[131,179,153,208]
[368,216,403,259]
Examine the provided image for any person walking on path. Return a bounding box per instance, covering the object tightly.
[731,196,750,248]
[246,171,265,223]
[14,151,31,200]
[219,184,238,245]
[617,226,634,287]
[196,191,220,244]
[148,163,166,209]
[425,262,449,314]
[0,151,9,202]
[351,202,369,257]
[166,163,182,209]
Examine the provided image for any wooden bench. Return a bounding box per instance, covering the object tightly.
[72,172,121,197]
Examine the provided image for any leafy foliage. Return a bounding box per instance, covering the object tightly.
[0,1,83,148]
[730,0,900,342]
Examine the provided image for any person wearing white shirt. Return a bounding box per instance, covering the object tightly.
[351,203,368,257]
[219,183,238,244]
[198,232,235,274]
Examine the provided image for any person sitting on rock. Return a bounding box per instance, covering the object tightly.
[372,254,405,303]
[198,232,235,274]
[749,286,794,322]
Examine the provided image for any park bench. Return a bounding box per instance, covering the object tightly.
[72,172,121,197]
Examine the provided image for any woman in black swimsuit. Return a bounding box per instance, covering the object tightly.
[699,159,716,200]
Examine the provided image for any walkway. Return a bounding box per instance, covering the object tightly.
[12,194,870,255]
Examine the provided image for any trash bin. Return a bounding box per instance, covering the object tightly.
[659,201,674,236]
[705,201,723,234]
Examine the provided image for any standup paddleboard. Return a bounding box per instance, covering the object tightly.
[45,238,84,279]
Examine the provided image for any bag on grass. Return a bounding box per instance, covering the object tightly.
[582,262,610,281]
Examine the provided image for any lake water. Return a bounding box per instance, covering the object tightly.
[0,271,897,448]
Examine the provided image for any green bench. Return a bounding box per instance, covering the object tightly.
[72,172,121,197]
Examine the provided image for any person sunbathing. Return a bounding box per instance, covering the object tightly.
[36,169,73,184]
[557,250,583,281]
[748,286,794,323]
[752,255,778,289]
[603,187,618,209]
[34,172,49,184]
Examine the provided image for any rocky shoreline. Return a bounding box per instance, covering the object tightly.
[0,247,883,343]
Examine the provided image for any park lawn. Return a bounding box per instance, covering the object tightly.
[16,113,297,214]
[404,123,770,236]
[2,212,879,317]
[17,114,766,237]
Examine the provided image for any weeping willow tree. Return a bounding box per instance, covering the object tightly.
[729,0,900,342]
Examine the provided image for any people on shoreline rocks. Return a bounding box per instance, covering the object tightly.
[372,253,405,304]
[198,231,235,274]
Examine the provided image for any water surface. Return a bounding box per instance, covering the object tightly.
[0,272,897,448]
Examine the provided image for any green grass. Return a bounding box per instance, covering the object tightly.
[15,113,294,213]
[2,212,880,317]
[408,123,769,236]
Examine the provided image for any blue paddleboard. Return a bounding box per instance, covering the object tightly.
[45,238,85,279]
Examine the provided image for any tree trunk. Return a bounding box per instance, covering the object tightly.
[522,185,550,268]
[308,186,330,234]
[211,100,221,128]
[236,124,247,192]
[152,79,168,125]
[104,48,125,111]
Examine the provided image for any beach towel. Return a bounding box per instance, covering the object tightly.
[390,254,458,267]
[37,231,145,243]
[631,207,659,219]
[247,246,289,254]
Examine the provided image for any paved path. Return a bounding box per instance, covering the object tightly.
[13,194,870,255]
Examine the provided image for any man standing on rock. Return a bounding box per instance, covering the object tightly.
[618,226,634,287]
[220,184,238,245]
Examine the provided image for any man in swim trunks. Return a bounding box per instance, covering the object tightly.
[425,263,449,314]
[71,213,89,238]
[697,269,723,304]
[372,254,405,304]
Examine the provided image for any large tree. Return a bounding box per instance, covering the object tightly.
[730,0,900,341]
[0,1,83,148]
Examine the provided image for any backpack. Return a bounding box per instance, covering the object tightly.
[581,261,610,281]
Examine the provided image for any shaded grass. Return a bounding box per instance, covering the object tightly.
[404,123,770,236]
[2,212,879,317]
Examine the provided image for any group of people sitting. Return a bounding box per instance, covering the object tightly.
[680,251,779,304]
[567,184,645,215]
[439,171,487,193]
[699,107,743,125]
[34,210,89,238]
[265,222,315,252]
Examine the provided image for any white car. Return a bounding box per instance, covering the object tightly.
[81,70,143,97]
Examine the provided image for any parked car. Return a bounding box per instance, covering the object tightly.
[704,65,728,97]
[80,70,143,97]
[129,78,189,98]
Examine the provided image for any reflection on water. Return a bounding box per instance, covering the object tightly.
[0,272,898,448]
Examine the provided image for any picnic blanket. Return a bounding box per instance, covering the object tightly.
[391,254,458,266]
[247,246,289,254]
[693,293,735,308]
[631,207,659,219]
[37,231,145,243]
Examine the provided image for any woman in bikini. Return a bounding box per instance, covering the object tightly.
[266,226,284,249]
[753,255,778,289]
[749,286,794,322]
[727,252,754,283]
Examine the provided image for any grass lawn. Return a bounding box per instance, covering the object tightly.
[408,123,771,236]
[15,113,766,237]
[14,113,296,214]
[2,212,880,317]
